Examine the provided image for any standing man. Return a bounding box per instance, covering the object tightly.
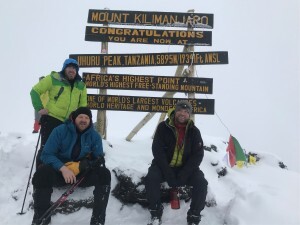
[31,107,111,225]
[30,58,87,168]
[145,100,208,225]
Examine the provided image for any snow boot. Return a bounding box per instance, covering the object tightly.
[147,217,162,225]
[90,185,110,225]
[31,213,50,225]
[31,188,52,225]
[147,204,163,225]
[187,209,201,225]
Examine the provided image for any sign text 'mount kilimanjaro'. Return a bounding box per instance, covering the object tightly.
[70,52,228,68]
[83,73,213,94]
[88,9,214,29]
[85,26,212,46]
[87,94,215,114]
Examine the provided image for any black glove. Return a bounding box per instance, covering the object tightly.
[79,158,91,173]
[92,156,106,168]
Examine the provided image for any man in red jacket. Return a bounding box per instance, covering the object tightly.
[145,100,208,225]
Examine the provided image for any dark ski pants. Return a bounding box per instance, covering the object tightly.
[145,164,208,216]
[36,116,63,169]
[32,164,111,223]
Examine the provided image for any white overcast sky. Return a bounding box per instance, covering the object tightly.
[0,0,299,171]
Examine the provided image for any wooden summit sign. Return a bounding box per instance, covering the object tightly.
[85,26,212,46]
[82,73,213,94]
[87,94,215,114]
[70,51,228,68]
[87,9,214,29]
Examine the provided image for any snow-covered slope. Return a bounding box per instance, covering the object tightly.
[0,132,299,225]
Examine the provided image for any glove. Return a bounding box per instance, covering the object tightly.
[65,161,80,175]
[98,155,105,165]
[92,156,106,168]
[79,158,91,172]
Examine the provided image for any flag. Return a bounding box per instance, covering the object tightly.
[226,135,247,167]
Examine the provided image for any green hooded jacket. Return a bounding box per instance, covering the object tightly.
[30,71,87,122]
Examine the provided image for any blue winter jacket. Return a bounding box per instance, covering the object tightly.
[41,119,103,171]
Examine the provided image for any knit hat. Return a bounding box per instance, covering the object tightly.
[61,58,79,73]
[175,100,192,114]
[72,107,92,121]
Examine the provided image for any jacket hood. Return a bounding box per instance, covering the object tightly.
[61,58,79,72]
[167,107,176,120]
[50,71,82,83]
[166,107,194,128]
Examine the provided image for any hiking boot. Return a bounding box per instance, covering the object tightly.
[32,188,52,225]
[147,204,163,225]
[187,209,201,225]
[90,216,104,225]
[90,185,110,225]
[147,216,162,225]
[31,213,51,225]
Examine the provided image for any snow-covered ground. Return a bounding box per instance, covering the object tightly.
[0,132,299,225]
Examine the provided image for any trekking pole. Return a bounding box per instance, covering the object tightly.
[38,173,87,224]
[17,132,41,215]
[38,156,104,224]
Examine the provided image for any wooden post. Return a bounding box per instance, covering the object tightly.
[126,9,197,141]
[96,24,108,139]
[125,112,156,141]
[186,52,195,121]
[152,9,196,137]
[150,48,188,138]
[155,48,188,123]
[126,46,188,142]
[186,9,196,122]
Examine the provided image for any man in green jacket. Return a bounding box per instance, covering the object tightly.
[30,58,87,168]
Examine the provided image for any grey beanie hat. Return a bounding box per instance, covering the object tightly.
[175,100,192,114]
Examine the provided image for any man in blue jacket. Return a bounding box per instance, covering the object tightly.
[31,107,111,225]
[145,100,208,225]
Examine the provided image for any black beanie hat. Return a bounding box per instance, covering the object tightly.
[175,100,192,114]
[72,107,92,121]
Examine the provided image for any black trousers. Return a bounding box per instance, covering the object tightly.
[36,115,63,169]
[32,164,111,216]
[145,164,208,215]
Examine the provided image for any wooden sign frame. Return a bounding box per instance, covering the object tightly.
[82,73,213,94]
[87,9,214,28]
[85,26,212,46]
[70,51,228,67]
[87,94,215,114]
